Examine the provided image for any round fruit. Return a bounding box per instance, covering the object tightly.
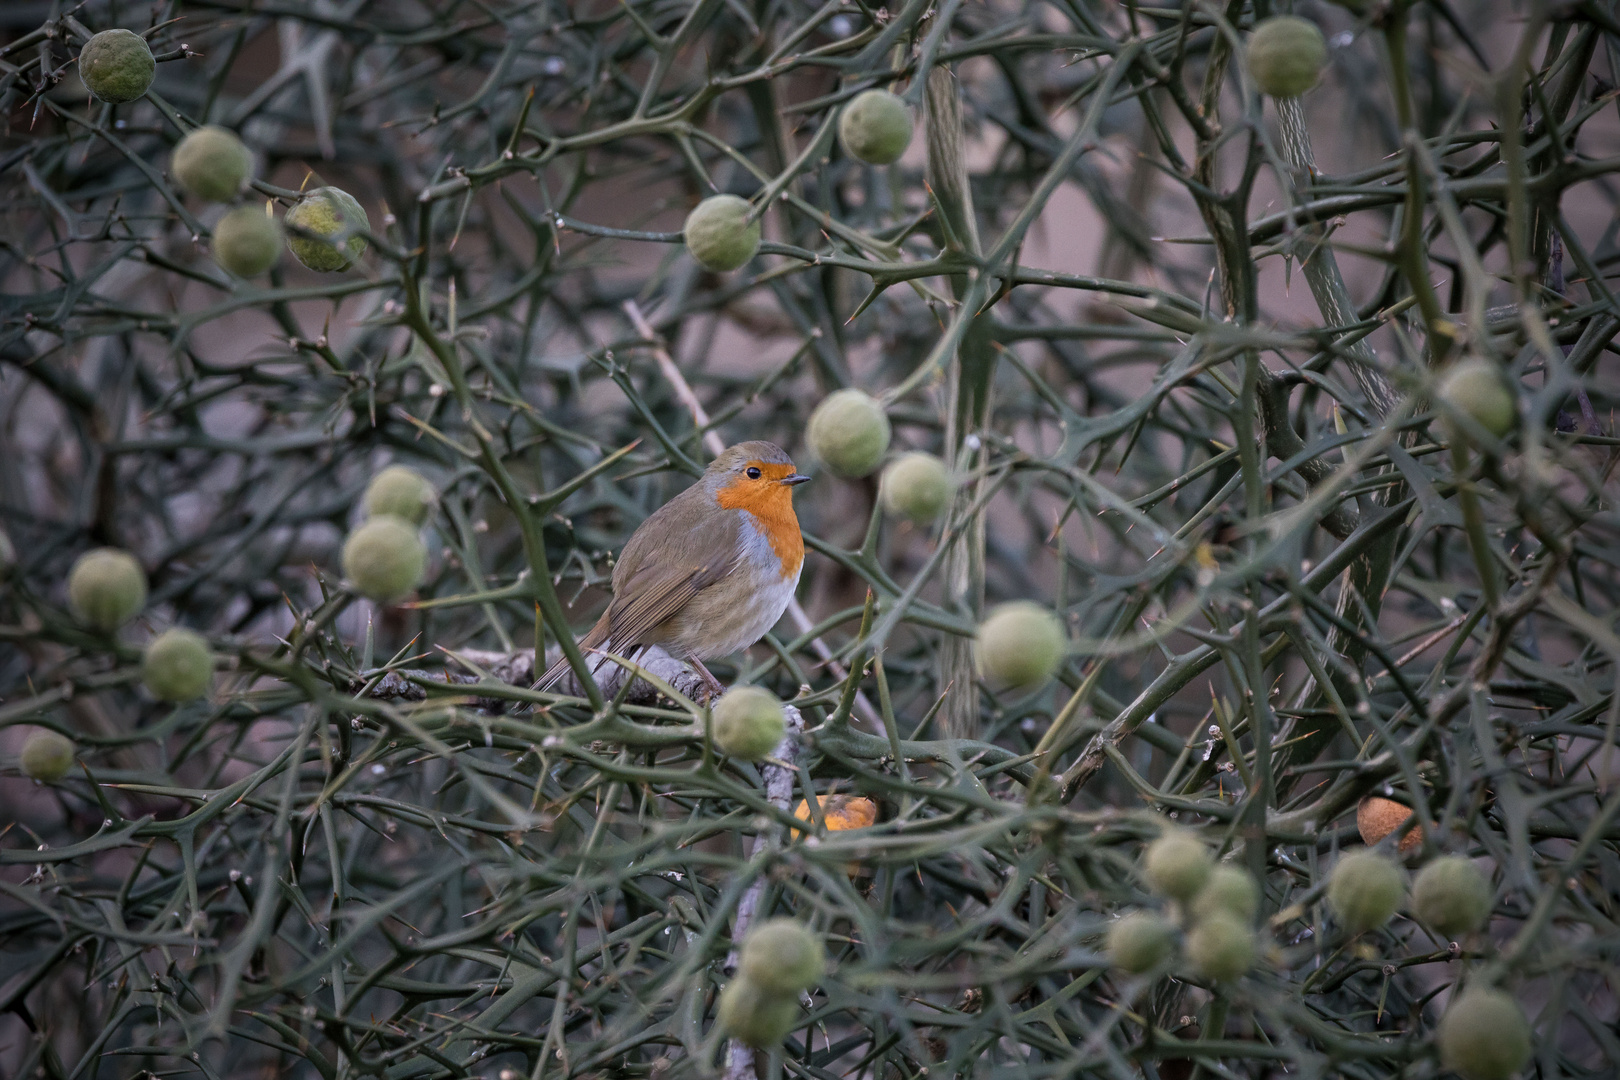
[838,89,913,165]
[1185,911,1255,982]
[793,793,877,833]
[1327,850,1405,934]
[1192,865,1260,923]
[717,978,799,1048]
[807,389,890,479]
[683,194,760,273]
[1357,795,1425,854]
[142,627,214,702]
[364,466,436,525]
[341,516,426,603]
[1439,358,1517,441]
[710,686,785,761]
[1142,829,1213,902]
[21,730,76,781]
[285,187,370,271]
[1246,16,1328,98]
[738,918,825,995]
[79,29,154,104]
[212,205,282,277]
[1107,911,1175,974]
[68,548,147,631]
[172,126,253,202]
[1412,856,1493,938]
[881,452,953,523]
[976,601,1066,688]
[1437,988,1532,1080]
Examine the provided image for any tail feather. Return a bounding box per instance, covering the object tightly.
[534,613,610,693]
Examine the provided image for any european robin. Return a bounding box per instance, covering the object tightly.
[537,441,810,696]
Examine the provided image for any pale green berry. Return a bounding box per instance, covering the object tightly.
[1143,829,1212,902]
[838,89,913,165]
[1328,850,1405,933]
[976,602,1065,688]
[285,187,370,271]
[21,730,76,782]
[739,918,825,995]
[1246,16,1328,97]
[711,686,786,761]
[173,126,254,202]
[79,29,154,104]
[683,194,760,273]
[1438,988,1532,1080]
[213,205,282,277]
[341,516,426,603]
[1192,865,1260,923]
[364,466,436,525]
[142,628,214,702]
[1439,358,1517,441]
[807,389,890,479]
[717,977,799,1048]
[1186,911,1255,981]
[1107,911,1175,974]
[881,452,953,523]
[68,548,147,631]
[1412,855,1493,938]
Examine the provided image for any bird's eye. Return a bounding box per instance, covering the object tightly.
[746,467,761,479]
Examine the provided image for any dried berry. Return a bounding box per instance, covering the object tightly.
[79,29,154,104]
[710,686,785,761]
[683,194,760,273]
[1356,795,1425,855]
[807,389,891,478]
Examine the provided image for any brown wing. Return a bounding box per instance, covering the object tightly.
[535,492,741,692]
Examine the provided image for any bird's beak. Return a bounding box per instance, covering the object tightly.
[782,473,811,486]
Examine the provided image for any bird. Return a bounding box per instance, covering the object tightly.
[535,441,810,698]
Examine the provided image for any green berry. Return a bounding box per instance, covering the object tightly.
[1328,850,1405,934]
[683,194,761,273]
[21,730,76,782]
[1107,911,1176,974]
[717,977,799,1048]
[68,548,147,631]
[213,205,282,277]
[881,452,953,523]
[342,516,426,603]
[711,686,786,761]
[1192,865,1260,923]
[1437,988,1533,1080]
[79,29,154,104]
[1185,911,1255,981]
[142,628,214,702]
[285,187,370,271]
[739,918,825,995]
[1439,358,1517,441]
[838,89,913,165]
[808,389,890,479]
[1412,856,1493,938]
[1143,829,1213,902]
[172,126,254,202]
[975,601,1066,688]
[1246,16,1328,97]
[364,466,436,525]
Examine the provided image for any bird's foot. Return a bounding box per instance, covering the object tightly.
[689,657,726,703]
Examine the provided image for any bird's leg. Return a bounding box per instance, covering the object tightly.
[688,657,726,702]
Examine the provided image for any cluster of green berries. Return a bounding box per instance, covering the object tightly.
[341,466,435,603]
[717,919,824,1048]
[1107,829,1259,982]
